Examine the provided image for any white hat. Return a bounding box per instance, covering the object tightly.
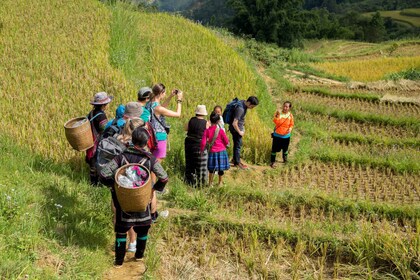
[195,105,208,116]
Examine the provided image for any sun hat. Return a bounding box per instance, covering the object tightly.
[195,105,208,116]
[90,91,113,105]
[124,102,143,119]
[138,87,152,100]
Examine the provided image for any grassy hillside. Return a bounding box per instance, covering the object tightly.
[1,0,419,279]
[109,3,274,166]
[0,0,272,278]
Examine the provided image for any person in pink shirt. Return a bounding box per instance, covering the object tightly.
[201,112,230,186]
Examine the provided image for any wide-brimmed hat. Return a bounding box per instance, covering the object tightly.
[138,87,152,100]
[90,92,113,105]
[124,102,143,119]
[195,105,208,116]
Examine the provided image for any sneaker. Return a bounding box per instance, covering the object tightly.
[152,210,169,223]
[159,210,169,218]
[270,162,275,168]
[127,242,136,252]
[135,257,144,262]
[113,262,123,268]
[156,188,169,196]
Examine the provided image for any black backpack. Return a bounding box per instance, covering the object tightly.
[96,121,126,173]
[222,98,241,125]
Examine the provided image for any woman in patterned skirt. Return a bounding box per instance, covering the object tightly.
[184,105,209,187]
[201,112,230,186]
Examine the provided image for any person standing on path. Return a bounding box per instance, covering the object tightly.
[86,91,113,185]
[99,127,169,268]
[270,101,294,168]
[145,83,183,162]
[201,112,230,186]
[137,87,152,122]
[184,105,209,187]
[229,96,259,169]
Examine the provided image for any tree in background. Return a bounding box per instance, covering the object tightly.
[364,11,386,42]
[227,0,306,48]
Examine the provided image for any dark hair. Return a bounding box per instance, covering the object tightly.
[210,111,220,124]
[132,127,149,147]
[247,96,259,106]
[213,105,222,112]
[284,101,292,108]
[94,104,105,110]
[151,83,166,100]
[137,91,151,102]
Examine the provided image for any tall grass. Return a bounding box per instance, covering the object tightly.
[0,0,131,161]
[111,7,274,163]
[0,135,112,279]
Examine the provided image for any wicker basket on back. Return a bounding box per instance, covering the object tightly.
[64,117,93,151]
[114,163,152,212]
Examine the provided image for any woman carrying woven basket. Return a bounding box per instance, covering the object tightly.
[99,127,168,268]
[86,92,113,185]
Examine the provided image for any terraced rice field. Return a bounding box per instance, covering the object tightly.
[172,68,419,279]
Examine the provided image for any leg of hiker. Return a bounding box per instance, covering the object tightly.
[280,137,290,163]
[229,127,243,165]
[270,136,281,167]
[114,232,127,267]
[127,227,136,252]
[218,171,224,186]
[134,225,151,260]
[208,171,215,186]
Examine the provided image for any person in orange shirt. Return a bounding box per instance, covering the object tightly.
[270,101,294,167]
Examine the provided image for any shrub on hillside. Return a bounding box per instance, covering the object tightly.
[385,67,420,81]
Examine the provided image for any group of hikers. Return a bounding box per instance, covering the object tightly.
[82,84,294,267]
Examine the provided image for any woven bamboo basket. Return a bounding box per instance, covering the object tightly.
[64,117,93,152]
[114,163,152,212]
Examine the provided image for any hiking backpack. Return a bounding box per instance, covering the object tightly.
[96,122,126,173]
[144,122,158,152]
[222,97,241,125]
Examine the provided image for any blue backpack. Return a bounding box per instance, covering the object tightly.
[222,98,241,125]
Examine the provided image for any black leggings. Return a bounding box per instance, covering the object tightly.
[114,225,151,265]
[271,137,290,163]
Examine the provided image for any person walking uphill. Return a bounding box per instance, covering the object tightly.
[184,105,209,187]
[86,91,113,185]
[270,101,294,168]
[228,96,259,169]
[99,127,169,268]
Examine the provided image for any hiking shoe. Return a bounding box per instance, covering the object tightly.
[156,188,169,196]
[159,210,169,218]
[113,262,123,268]
[270,162,275,168]
[152,210,169,223]
[134,257,144,262]
[127,242,136,253]
[235,163,248,170]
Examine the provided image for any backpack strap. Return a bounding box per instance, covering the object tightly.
[207,126,220,151]
[89,111,104,122]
